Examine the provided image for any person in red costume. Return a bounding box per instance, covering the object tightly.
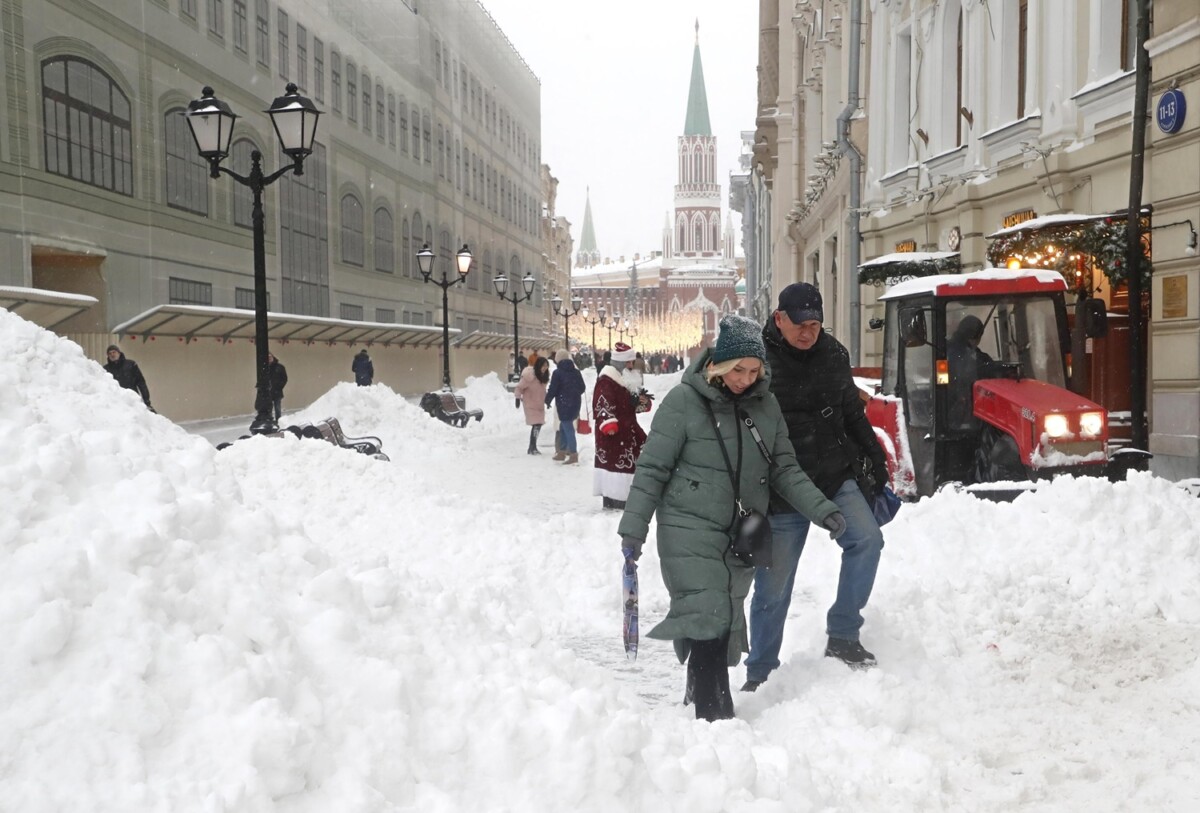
[593,342,647,510]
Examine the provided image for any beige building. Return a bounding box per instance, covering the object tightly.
[752,0,1199,480]
[1,0,560,421]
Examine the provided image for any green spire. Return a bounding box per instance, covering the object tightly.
[683,20,711,136]
[579,188,598,255]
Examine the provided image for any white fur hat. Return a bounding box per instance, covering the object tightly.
[610,342,636,363]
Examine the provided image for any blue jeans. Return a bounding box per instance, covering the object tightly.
[745,478,884,682]
[560,418,577,453]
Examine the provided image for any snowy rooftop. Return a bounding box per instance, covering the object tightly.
[858,251,959,268]
[986,212,1108,238]
[881,267,1067,300]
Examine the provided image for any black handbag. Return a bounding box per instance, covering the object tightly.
[705,401,774,569]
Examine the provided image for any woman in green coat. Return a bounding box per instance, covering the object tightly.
[618,315,844,722]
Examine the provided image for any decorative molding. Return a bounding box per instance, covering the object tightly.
[979,115,1043,165]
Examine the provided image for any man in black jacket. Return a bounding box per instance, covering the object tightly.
[743,283,887,684]
[104,344,153,409]
[266,352,288,421]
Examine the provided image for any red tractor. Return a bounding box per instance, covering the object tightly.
[859,267,1142,499]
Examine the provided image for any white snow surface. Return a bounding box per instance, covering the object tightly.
[3,308,1200,812]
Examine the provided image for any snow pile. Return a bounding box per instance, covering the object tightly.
[4,307,1200,812]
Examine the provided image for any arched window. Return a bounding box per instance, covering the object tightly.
[231,138,261,228]
[377,84,386,143]
[411,211,424,257]
[711,214,720,253]
[422,112,432,165]
[693,215,705,252]
[346,61,357,123]
[340,194,363,266]
[678,219,687,252]
[438,228,452,272]
[41,56,133,196]
[401,215,411,277]
[164,107,209,215]
[374,207,394,273]
[361,70,371,133]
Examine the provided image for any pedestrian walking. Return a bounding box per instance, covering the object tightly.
[514,356,550,454]
[593,342,646,510]
[743,283,889,690]
[266,352,288,421]
[103,344,153,410]
[617,315,843,722]
[352,349,374,386]
[545,349,586,464]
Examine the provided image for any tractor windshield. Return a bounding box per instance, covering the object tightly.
[945,296,1067,388]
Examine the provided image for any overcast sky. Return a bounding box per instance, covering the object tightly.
[479,0,759,268]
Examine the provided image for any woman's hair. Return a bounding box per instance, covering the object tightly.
[534,357,551,383]
[705,356,762,386]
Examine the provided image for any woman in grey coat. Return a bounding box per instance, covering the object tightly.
[617,315,844,721]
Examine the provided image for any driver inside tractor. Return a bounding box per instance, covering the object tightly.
[946,313,1001,431]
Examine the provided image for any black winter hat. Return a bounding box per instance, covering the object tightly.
[712,315,766,364]
[778,282,824,324]
[106,344,120,354]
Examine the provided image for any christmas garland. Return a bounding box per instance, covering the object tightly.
[985,216,1153,290]
[857,254,961,287]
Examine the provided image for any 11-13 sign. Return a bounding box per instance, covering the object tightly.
[1156,88,1186,135]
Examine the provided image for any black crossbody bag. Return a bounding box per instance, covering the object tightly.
[705,400,774,569]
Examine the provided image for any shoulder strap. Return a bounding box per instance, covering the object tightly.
[704,399,744,511]
[736,405,773,465]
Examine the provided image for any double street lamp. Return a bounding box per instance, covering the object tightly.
[493,270,536,381]
[416,243,473,390]
[551,291,583,350]
[582,304,607,358]
[605,312,621,351]
[185,83,321,435]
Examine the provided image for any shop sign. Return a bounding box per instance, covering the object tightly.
[894,239,917,252]
[1002,209,1037,230]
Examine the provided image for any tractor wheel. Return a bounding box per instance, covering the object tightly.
[974,425,1030,483]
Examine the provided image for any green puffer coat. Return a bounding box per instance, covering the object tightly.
[617,349,840,665]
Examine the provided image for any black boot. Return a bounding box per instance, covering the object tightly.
[688,636,734,721]
[825,636,877,670]
[528,425,542,455]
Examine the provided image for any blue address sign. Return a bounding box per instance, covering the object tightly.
[1156,88,1186,135]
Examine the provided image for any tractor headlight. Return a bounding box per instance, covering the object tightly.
[1043,413,1070,438]
[1079,411,1105,437]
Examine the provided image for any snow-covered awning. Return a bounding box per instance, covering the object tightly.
[985,213,1108,239]
[114,304,451,348]
[857,252,961,286]
[0,285,98,329]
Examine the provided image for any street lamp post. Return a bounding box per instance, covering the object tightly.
[606,312,620,351]
[551,291,582,349]
[417,243,473,390]
[493,269,536,381]
[186,83,321,436]
[582,304,607,359]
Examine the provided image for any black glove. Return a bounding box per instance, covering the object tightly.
[515,398,521,409]
[868,454,888,497]
[822,512,847,540]
[620,535,644,561]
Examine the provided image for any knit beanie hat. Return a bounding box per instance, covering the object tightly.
[554,348,571,363]
[106,344,120,354]
[712,315,766,364]
[778,282,824,324]
[610,342,636,363]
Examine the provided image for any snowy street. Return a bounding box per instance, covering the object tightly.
[5,309,1200,812]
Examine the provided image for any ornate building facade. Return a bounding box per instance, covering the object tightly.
[750,0,1199,480]
[0,0,557,417]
